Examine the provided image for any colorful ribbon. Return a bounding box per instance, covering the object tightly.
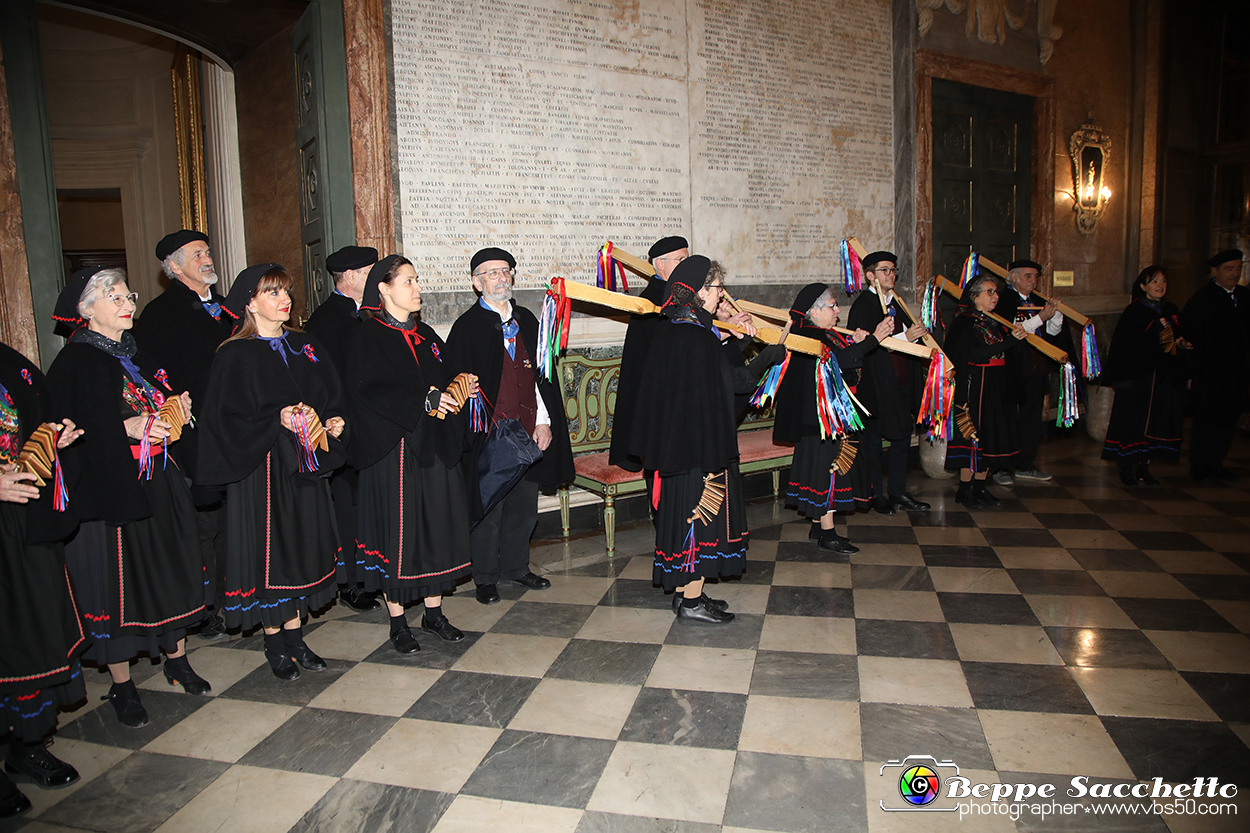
[1079,322,1101,380]
[815,346,863,439]
[536,277,571,383]
[839,239,864,293]
[749,351,791,408]
[597,243,630,293]
[959,253,979,289]
[1057,362,1080,428]
[292,410,320,473]
[917,351,955,441]
[920,281,939,331]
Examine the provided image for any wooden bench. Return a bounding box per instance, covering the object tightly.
[557,352,794,557]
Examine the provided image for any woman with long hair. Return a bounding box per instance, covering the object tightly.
[46,268,207,728]
[772,283,892,553]
[196,265,346,680]
[943,275,1028,508]
[1101,266,1189,485]
[347,255,475,653]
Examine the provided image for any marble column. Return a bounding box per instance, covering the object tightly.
[341,0,395,255]
[0,49,38,364]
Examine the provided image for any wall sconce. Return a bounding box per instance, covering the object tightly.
[1069,120,1112,235]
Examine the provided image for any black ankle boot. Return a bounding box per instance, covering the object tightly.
[1136,463,1159,486]
[955,481,983,509]
[972,480,1001,507]
[103,680,148,728]
[263,632,300,681]
[282,626,327,671]
[163,655,211,695]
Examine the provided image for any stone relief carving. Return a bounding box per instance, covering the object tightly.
[916,0,1062,65]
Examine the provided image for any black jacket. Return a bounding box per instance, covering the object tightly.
[608,276,667,471]
[1182,280,1250,417]
[303,292,361,379]
[847,290,925,439]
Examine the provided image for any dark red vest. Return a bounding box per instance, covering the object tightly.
[495,336,538,434]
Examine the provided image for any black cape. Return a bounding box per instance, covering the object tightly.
[303,292,361,379]
[346,317,469,471]
[772,325,878,444]
[608,276,667,471]
[1104,300,1184,386]
[445,300,574,491]
[1181,280,1250,417]
[195,332,350,486]
[847,290,926,439]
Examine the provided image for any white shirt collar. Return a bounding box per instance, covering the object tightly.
[867,284,895,304]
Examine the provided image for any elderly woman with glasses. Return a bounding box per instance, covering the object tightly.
[773,283,893,553]
[943,275,1028,508]
[46,268,207,729]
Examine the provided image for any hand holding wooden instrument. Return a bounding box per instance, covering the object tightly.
[932,275,1070,363]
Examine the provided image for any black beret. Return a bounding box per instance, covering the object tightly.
[359,255,405,315]
[1008,259,1043,272]
[53,266,108,327]
[861,251,897,272]
[789,283,830,325]
[326,246,379,273]
[155,229,210,262]
[648,236,689,260]
[1209,249,1244,268]
[223,263,282,318]
[470,247,515,272]
[662,255,711,312]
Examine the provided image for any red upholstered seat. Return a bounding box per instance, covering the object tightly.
[737,429,792,462]
[573,452,645,485]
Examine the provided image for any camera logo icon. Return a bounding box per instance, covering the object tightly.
[879,755,960,812]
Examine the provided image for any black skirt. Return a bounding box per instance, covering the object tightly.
[0,505,87,741]
[1101,373,1183,465]
[221,451,339,630]
[946,364,1018,472]
[356,438,473,605]
[785,435,868,517]
[653,464,747,591]
[64,462,203,666]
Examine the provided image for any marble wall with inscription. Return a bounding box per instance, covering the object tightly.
[391,0,893,298]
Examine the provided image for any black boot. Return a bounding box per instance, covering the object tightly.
[163,654,211,695]
[1136,463,1159,486]
[972,480,1001,507]
[103,679,148,728]
[263,632,300,681]
[282,626,327,671]
[954,481,984,509]
[5,738,79,789]
[1120,466,1138,486]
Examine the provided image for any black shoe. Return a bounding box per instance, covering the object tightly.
[972,481,1002,507]
[671,592,729,614]
[340,586,380,612]
[954,482,984,509]
[1120,467,1138,487]
[675,599,735,624]
[263,632,301,681]
[103,680,148,728]
[817,530,859,554]
[1136,465,1159,486]
[1213,467,1240,482]
[421,612,465,642]
[0,772,30,819]
[195,612,228,641]
[890,493,931,511]
[808,521,822,540]
[475,583,501,605]
[869,496,895,515]
[509,572,551,590]
[282,628,327,672]
[1191,468,1214,482]
[390,626,421,654]
[5,740,79,789]
[163,655,212,695]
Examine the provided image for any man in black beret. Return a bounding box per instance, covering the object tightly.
[608,235,689,472]
[848,251,931,513]
[302,245,380,612]
[1182,249,1250,481]
[992,258,1073,485]
[446,247,574,604]
[133,229,237,639]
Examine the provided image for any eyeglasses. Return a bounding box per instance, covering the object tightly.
[476,267,514,280]
[104,292,139,307]
[655,254,688,263]
[871,267,899,276]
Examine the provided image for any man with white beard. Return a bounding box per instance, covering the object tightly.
[133,230,237,639]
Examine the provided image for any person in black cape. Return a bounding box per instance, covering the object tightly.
[305,244,381,614]
[0,342,86,816]
[46,267,208,729]
[1181,249,1250,482]
[608,235,689,474]
[195,265,347,681]
[445,247,573,605]
[944,275,1028,508]
[625,255,783,624]
[773,283,892,553]
[347,255,475,653]
[133,230,238,641]
[847,251,931,514]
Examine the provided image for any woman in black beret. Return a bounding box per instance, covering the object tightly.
[943,275,1028,507]
[45,268,207,728]
[1101,266,1189,485]
[347,255,476,652]
[772,283,892,552]
[0,341,85,817]
[196,265,347,680]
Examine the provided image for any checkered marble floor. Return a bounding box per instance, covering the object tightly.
[7,433,1250,833]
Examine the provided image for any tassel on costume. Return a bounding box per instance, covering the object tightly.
[955,404,981,473]
[52,453,68,512]
[1079,322,1101,380]
[136,415,156,481]
[1057,362,1080,428]
[815,346,863,439]
[292,410,321,473]
[749,350,790,408]
[917,351,955,441]
[839,239,864,293]
[832,438,858,476]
